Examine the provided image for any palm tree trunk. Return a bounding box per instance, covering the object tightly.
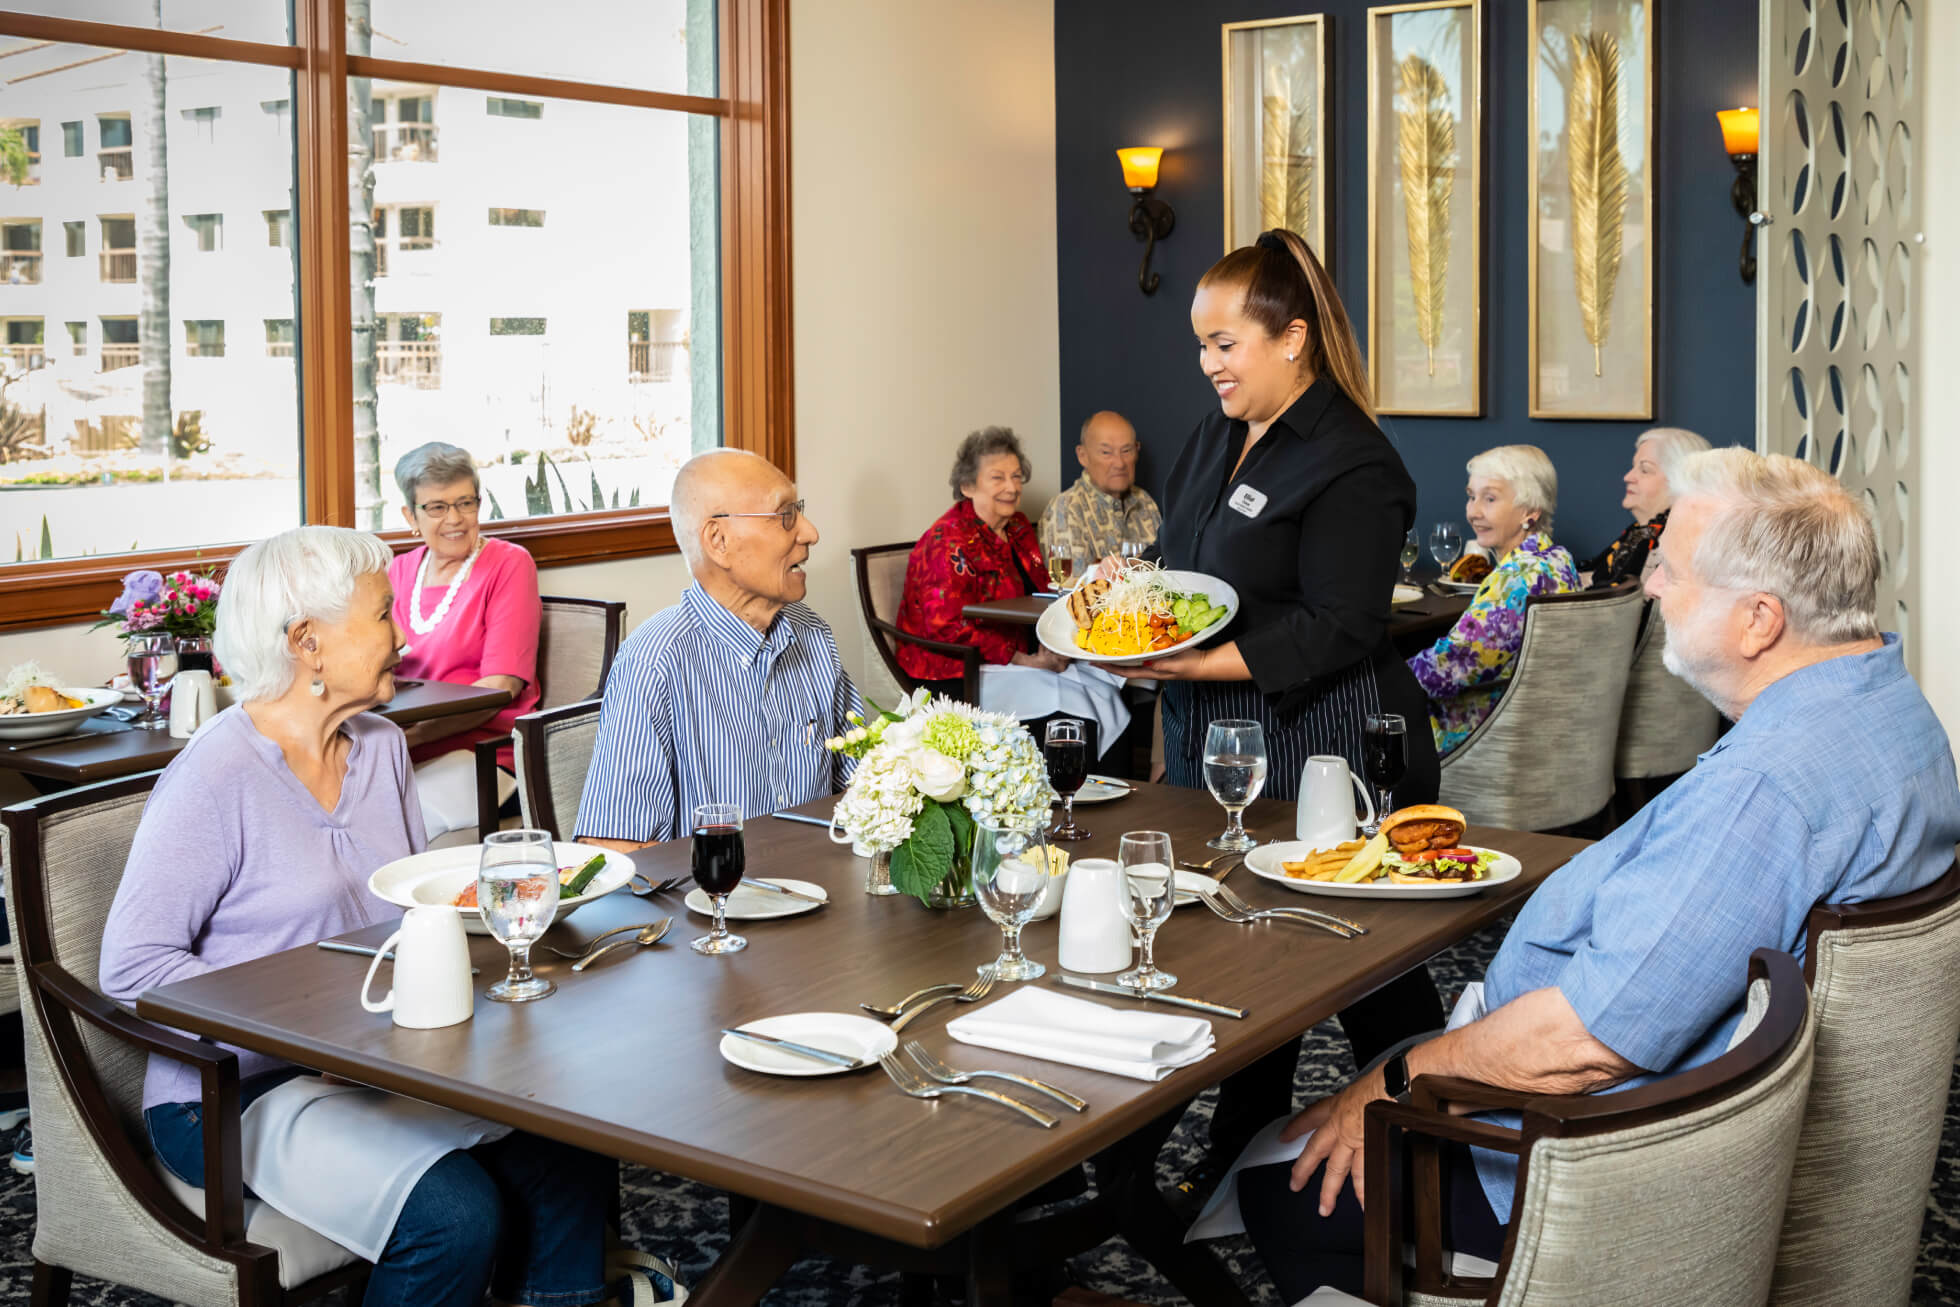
[348,0,381,526]
[138,0,171,457]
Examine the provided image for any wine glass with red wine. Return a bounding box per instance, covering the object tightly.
[1362,714,1407,836]
[690,804,748,955]
[1045,719,1091,842]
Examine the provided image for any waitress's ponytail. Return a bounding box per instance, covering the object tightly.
[1200,228,1378,425]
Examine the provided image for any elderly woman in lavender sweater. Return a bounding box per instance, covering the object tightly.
[99,526,626,1307]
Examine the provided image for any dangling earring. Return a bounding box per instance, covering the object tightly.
[309,677,325,697]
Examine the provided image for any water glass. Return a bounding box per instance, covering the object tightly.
[1429,522,1464,573]
[1202,719,1268,851]
[1399,532,1421,584]
[1362,714,1408,835]
[125,633,179,730]
[477,829,560,1003]
[690,803,748,956]
[1045,718,1091,842]
[973,820,1051,981]
[1116,831,1177,992]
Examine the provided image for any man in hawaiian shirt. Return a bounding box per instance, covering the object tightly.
[1038,411,1163,564]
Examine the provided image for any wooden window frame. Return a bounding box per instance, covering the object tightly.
[0,0,791,632]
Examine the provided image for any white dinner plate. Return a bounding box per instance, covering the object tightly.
[0,687,123,742]
[1035,570,1240,667]
[1173,869,1223,908]
[367,843,635,935]
[1391,584,1424,607]
[719,1012,896,1077]
[1434,579,1482,595]
[1242,841,1521,899]
[1059,774,1134,806]
[685,878,829,920]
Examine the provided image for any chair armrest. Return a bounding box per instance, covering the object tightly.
[866,617,987,705]
[1411,1074,1542,1115]
[473,735,507,838]
[1363,1097,1521,1307]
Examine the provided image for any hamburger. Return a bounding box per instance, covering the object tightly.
[1378,805,1476,884]
[1449,552,1492,584]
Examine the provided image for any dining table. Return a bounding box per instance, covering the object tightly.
[0,679,511,786]
[138,783,1588,1306]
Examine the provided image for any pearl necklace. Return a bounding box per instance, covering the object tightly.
[408,538,484,635]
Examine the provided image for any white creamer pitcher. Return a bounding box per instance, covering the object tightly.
[360,906,475,1029]
[1295,755,1375,848]
[1057,857,1133,974]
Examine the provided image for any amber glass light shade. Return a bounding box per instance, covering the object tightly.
[1717,108,1759,156]
[1117,146,1164,191]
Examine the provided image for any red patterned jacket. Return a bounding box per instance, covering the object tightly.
[896,499,1046,680]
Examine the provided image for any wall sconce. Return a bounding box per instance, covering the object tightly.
[1717,107,1760,284]
[1118,147,1175,296]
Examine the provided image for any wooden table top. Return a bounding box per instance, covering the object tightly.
[0,680,511,784]
[138,784,1587,1250]
[960,592,1471,656]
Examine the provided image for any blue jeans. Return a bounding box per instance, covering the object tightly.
[146,1075,612,1307]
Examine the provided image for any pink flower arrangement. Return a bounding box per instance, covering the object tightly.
[95,566,223,640]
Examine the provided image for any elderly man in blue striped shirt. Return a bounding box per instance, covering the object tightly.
[577,450,862,850]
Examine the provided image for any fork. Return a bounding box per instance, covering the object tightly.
[876,1051,1056,1127]
[1200,889,1359,938]
[1179,850,1245,875]
[1214,883,1367,936]
[631,874,689,897]
[860,983,964,1020]
[540,920,662,961]
[901,1040,1087,1112]
[889,968,998,1033]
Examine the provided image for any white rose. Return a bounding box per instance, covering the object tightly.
[906,747,967,802]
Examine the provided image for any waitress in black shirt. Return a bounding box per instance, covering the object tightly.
[1105,228,1443,1194]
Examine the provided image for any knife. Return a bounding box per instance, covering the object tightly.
[721,1027,865,1068]
[317,940,479,975]
[768,810,834,830]
[1053,974,1247,1019]
[739,877,828,905]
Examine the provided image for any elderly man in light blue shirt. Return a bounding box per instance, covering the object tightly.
[1232,448,1960,1303]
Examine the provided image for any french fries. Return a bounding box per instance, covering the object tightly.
[1281,839,1365,881]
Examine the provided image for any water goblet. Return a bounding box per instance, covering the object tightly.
[690,804,748,955]
[1045,718,1091,842]
[478,828,560,1002]
[1202,719,1267,851]
[1430,522,1464,574]
[972,819,1050,981]
[125,633,179,730]
[1115,831,1177,992]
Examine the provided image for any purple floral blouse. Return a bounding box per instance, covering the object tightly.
[1408,531,1581,755]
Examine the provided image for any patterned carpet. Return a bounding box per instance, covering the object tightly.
[3,921,1957,1305]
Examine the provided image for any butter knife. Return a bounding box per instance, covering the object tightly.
[740,877,828,905]
[720,1027,865,1069]
[768,810,834,829]
[1053,974,1247,1019]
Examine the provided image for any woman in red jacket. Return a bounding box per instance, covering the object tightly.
[897,427,1070,694]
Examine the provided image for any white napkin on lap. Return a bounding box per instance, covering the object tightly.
[945,987,1215,1081]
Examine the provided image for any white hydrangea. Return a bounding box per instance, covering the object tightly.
[831,745,926,853]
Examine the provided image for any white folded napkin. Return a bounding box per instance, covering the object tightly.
[944,986,1214,1081]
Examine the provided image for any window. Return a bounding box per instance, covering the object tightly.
[489,316,546,335]
[2,317,43,372]
[264,209,291,248]
[185,320,226,358]
[2,2,786,630]
[487,207,545,228]
[60,120,81,157]
[64,321,85,355]
[62,221,83,257]
[183,213,223,252]
[0,220,40,284]
[4,121,40,181]
[628,308,689,382]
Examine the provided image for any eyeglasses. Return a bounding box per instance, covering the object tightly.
[711,499,805,532]
[416,496,481,518]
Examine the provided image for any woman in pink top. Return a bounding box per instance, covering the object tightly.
[388,442,542,839]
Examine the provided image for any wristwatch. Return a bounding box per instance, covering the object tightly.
[1381,1050,1412,1101]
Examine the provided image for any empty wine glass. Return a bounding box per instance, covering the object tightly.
[1202,719,1267,851]
[125,633,179,730]
[1119,540,1148,563]
[478,829,560,1002]
[1429,522,1464,574]
[972,819,1050,981]
[1116,831,1177,992]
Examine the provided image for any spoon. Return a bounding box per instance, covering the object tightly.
[571,917,673,972]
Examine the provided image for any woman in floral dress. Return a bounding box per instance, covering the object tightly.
[1410,445,1580,755]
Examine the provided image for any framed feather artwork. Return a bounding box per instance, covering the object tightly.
[1367,0,1484,417]
[1222,15,1329,258]
[1528,0,1654,418]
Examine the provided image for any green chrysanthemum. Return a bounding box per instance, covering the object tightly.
[921,713,981,761]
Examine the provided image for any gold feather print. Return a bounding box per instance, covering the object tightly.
[1567,31,1628,377]
[1396,54,1455,378]
[1285,91,1315,236]
[1261,62,1290,232]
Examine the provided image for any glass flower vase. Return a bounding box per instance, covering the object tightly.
[924,840,977,910]
[863,847,899,896]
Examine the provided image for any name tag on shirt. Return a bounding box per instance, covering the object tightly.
[1228,485,1268,518]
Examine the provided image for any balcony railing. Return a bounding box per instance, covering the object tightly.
[100,249,136,283]
[266,340,295,358]
[378,340,441,389]
[99,147,133,181]
[101,343,139,371]
[627,339,686,383]
[373,235,435,278]
[186,340,224,359]
[371,123,438,162]
[0,252,42,284]
[1,344,45,372]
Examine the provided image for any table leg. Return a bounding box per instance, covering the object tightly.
[1097,1106,1255,1307]
[685,1201,804,1307]
[964,1216,1014,1307]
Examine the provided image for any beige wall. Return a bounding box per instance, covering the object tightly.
[0,0,1060,718]
[1922,3,1959,742]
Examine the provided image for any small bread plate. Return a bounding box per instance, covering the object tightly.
[0,688,124,743]
[1434,578,1482,595]
[1391,584,1424,607]
[1243,841,1520,899]
[686,878,829,920]
[1061,774,1134,806]
[1173,869,1223,908]
[1035,569,1239,667]
[368,843,635,935]
[720,1013,895,1077]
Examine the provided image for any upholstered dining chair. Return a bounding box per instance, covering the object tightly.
[507,698,605,842]
[1298,948,1814,1307]
[1767,861,1960,1307]
[1612,604,1720,805]
[851,541,983,707]
[1435,581,1645,832]
[0,777,366,1307]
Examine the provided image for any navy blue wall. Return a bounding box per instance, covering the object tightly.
[1054,0,1758,562]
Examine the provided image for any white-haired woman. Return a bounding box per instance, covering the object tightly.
[1408,445,1580,754]
[1579,426,1713,588]
[100,526,618,1307]
[388,441,542,842]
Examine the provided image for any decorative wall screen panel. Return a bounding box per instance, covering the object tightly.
[1757,0,1921,669]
